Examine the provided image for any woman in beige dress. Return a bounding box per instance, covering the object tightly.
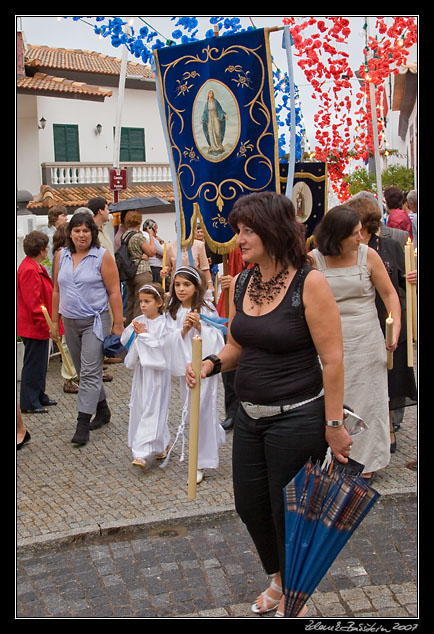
[311,205,401,481]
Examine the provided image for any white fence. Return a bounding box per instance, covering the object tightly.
[42,162,172,186]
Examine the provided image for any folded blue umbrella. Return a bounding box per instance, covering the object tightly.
[103,334,127,358]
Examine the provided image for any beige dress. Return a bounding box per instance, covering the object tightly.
[312,244,390,474]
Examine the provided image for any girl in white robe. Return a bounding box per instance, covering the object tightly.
[163,266,226,482]
[121,284,171,468]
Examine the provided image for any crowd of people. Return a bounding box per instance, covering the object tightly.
[17,186,417,618]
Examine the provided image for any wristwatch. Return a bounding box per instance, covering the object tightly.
[203,354,222,377]
[325,409,348,428]
[325,419,345,428]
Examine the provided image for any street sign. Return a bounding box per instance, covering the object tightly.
[109,168,127,191]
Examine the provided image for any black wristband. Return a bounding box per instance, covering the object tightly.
[203,354,222,377]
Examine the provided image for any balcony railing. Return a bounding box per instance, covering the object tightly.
[41,162,172,187]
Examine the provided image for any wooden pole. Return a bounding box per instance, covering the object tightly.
[222,254,229,317]
[188,336,202,500]
[40,305,75,377]
[365,17,383,213]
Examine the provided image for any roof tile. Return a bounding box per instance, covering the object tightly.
[24,44,155,79]
[17,72,112,98]
[28,184,174,209]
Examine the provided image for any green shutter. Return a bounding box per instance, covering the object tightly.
[119,127,145,161]
[53,124,80,162]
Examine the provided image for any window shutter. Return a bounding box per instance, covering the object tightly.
[53,124,80,162]
[119,127,145,161]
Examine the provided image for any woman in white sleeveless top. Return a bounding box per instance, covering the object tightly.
[311,206,401,481]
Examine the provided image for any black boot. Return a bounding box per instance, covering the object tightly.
[71,412,91,446]
[90,399,111,430]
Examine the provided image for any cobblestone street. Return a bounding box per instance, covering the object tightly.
[16,355,418,620]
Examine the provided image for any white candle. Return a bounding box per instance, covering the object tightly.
[404,239,413,367]
[386,312,394,370]
[410,244,417,342]
[162,242,167,292]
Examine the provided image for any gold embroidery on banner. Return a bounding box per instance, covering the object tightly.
[225,64,254,89]
[237,140,254,158]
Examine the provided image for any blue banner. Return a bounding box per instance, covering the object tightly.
[153,28,280,253]
[280,162,328,240]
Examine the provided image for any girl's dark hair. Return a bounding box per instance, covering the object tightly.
[167,267,207,319]
[23,230,49,258]
[52,224,68,256]
[139,283,165,305]
[314,205,361,256]
[66,212,100,253]
[228,191,309,269]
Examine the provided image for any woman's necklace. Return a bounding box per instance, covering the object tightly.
[247,265,290,306]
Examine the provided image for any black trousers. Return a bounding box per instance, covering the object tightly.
[19,337,49,410]
[232,397,327,584]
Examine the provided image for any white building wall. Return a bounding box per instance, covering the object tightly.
[17,94,41,194]
[34,86,168,166]
[17,84,169,195]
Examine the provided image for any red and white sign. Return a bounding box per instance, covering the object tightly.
[109,168,127,191]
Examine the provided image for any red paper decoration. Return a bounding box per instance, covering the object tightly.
[282,16,417,200]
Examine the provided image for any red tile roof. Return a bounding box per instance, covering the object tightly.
[28,184,175,210]
[17,72,112,99]
[25,45,155,80]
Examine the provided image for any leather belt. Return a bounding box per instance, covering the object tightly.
[240,389,324,420]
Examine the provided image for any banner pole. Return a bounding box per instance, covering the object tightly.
[282,26,296,200]
[188,336,202,500]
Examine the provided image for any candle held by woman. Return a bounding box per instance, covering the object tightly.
[386,312,394,370]
[404,239,413,367]
[162,242,167,292]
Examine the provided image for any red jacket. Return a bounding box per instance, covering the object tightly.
[387,208,412,238]
[17,256,64,340]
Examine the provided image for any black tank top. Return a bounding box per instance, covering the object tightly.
[231,265,323,405]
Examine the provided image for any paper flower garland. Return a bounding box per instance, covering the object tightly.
[65,16,305,164]
[65,16,417,200]
[283,16,417,200]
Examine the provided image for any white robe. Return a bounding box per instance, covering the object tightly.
[165,303,226,470]
[121,314,171,460]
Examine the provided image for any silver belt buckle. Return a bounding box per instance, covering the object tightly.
[242,402,261,419]
[242,402,279,419]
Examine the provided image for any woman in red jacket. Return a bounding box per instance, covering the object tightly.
[17,231,62,413]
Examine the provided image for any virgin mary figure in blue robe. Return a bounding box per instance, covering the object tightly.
[201,90,228,156]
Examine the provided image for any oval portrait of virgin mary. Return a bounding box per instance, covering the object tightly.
[193,80,240,162]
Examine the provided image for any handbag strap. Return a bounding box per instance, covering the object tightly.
[233,267,252,306]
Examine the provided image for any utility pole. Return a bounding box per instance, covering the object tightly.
[112,18,132,204]
[365,17,383,211]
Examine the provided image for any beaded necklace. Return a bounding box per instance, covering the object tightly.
[247,264,291,306]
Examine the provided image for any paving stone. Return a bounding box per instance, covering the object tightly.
[16,357,419,620]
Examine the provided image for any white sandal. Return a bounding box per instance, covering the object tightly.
[132,457,147,469]
[251,576,282,614]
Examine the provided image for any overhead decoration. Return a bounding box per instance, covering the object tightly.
[65,16,305,195]
[282,16,417,201]
[152,27,280,254]
[66,16,417,202]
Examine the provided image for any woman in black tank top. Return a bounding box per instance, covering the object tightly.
[186,192,351,617]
